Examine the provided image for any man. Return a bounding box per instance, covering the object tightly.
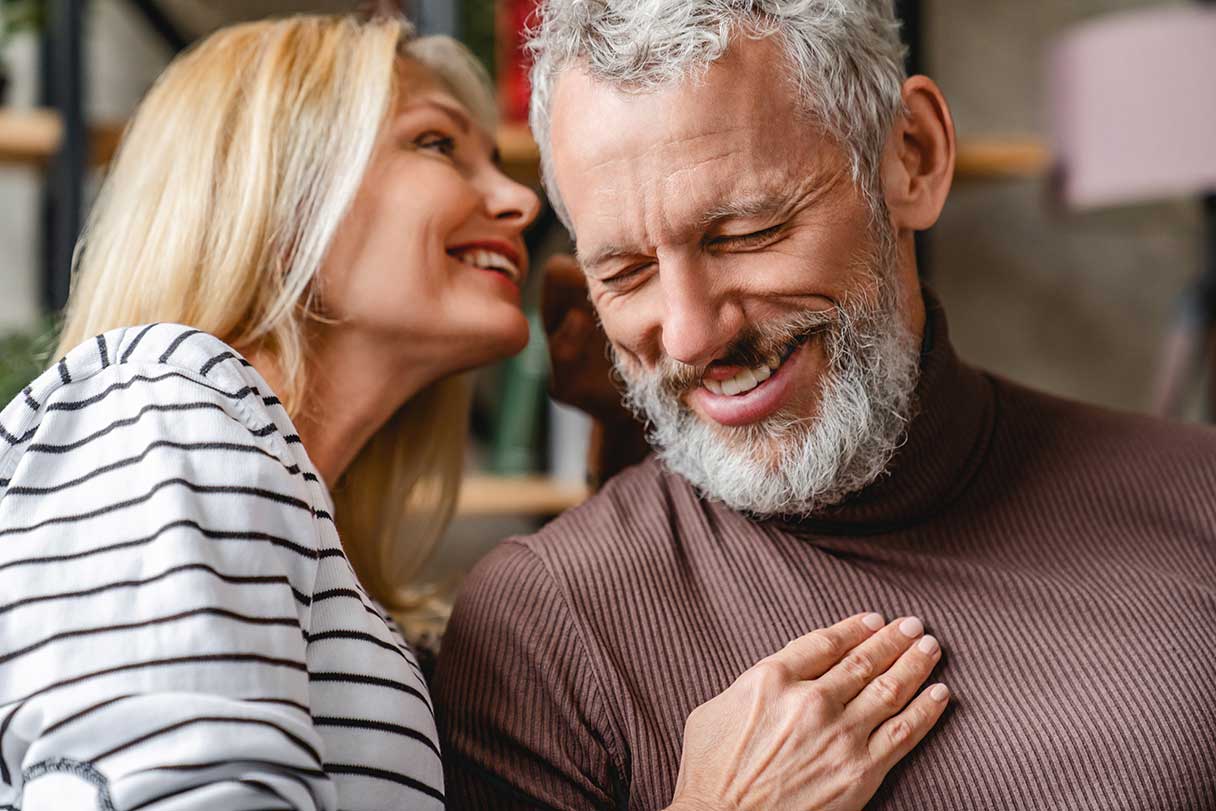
[434,1,1216,809]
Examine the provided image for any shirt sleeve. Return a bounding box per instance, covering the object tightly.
[0,363,336,811]
[433,541,627,811]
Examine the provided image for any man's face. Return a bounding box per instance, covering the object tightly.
[549,37,921,515]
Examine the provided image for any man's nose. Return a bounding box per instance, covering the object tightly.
[658,258,745,367]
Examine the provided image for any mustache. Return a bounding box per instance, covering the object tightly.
[628,307,843,398]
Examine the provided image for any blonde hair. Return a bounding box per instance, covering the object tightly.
[56,14,499,618]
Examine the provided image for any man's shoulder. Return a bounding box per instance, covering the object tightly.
[989,373,1216,485]
[483,455,712,586]
[994,373,1216,448]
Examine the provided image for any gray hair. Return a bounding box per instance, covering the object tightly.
[527,0,909,230]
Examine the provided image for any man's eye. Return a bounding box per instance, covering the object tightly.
[602,263,651,288]
[415,131,457,157]
[713,225,783,249]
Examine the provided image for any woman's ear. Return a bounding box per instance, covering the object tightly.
[881,76,956,233]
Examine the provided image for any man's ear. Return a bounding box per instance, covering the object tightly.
[881,76,956,232]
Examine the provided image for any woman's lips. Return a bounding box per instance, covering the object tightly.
[686,337,814,427]
[446,254,523,303]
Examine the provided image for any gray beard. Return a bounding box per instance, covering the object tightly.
[613,230,921,518]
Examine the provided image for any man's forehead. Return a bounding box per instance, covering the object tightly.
[549,64,800,170]
[546,37,853,267]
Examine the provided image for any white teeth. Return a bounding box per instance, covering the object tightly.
[702,361,777,397]
[451,247,520,282]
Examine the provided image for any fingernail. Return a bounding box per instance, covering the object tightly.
[899,616,924,638]
[930,683,950,702]
[862,612,885,631]
[916,635,939,655]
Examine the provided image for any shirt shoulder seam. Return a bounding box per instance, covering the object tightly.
[502,539,632,784]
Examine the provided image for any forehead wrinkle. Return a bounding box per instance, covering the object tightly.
[580,121,756,174]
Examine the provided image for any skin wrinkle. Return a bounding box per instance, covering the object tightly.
[581,126,748,174]
[578,135,850,285]
[580,166,844,286]
[549,32,949,515]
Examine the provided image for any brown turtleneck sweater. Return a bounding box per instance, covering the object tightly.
[434,298,1216,810]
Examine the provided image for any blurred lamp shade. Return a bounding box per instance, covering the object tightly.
[1049,5,1216,209]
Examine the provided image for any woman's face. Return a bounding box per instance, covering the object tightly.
[319,58,541,374]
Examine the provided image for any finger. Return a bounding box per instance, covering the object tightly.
[868,682,950,767]
[548,309,593,365]
[814,616,925,704]
[845,632,942,727]
[541,254,587,333]
[763,612,886,681]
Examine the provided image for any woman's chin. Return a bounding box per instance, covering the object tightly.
[498,314,532,358]
[461,314,531,368]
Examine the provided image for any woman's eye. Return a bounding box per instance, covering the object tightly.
[415,131,457,157]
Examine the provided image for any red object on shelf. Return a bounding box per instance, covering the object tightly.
[496,0,539,123]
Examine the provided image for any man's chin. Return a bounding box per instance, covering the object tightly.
[657,412,810,486]
[701,425,788,469]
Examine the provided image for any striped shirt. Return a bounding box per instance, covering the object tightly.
[0,324,443,811]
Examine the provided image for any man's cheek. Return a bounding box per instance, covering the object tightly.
[607,337,649,379]
[596,308,650,369]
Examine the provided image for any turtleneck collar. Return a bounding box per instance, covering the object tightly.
[764,289,997,536]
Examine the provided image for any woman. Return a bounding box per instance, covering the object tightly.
[0,12,947,811]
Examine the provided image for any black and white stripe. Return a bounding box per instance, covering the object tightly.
[0,324,443,810]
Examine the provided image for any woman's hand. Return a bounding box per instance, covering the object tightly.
[541,253,622,422]
[542,254,650,482]
[667,613,949,811]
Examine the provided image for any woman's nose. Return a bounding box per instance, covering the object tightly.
[485,169,542,231]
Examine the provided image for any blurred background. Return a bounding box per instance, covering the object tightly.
[0,0,1213,581]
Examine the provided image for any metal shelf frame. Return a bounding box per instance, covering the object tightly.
[34,0,457,314]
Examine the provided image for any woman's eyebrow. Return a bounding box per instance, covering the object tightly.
[399,98,472,134]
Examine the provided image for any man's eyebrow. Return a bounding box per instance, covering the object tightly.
[578,244,643,273]
[579,194,790,271]
[696,194,788,229]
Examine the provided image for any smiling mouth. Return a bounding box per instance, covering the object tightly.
[447,247,522,284]
[700,332,815,397]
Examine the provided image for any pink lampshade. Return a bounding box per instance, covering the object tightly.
[1049,6,1216,209]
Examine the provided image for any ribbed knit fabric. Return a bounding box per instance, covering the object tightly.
[434,296,1216,811]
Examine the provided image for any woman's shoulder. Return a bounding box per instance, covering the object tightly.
[0,324,296,488]
[12,323,270,420]
[46,323,254,397]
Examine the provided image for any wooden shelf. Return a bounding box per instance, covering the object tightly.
[456,474,588,516]
[955,138,1051,179]
[0,108,124,166]
[0,109,534,170]
[501,123,1050,180]
[1,111,1050,180]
